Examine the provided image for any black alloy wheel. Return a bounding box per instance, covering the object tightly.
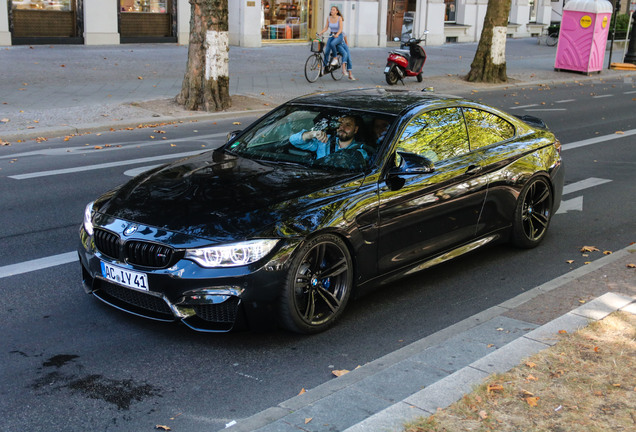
[511,176,553,248]
[280,234,353,334]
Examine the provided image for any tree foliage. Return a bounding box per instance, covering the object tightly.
[176,0,231,111]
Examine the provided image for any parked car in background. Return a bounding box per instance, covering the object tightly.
[78,88,564,334]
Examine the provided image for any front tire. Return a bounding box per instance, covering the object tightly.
[279,234,353,334]
[304,54,322,83]
[385,67,399,85]
[546,33,559,47]
[511,176,553,248]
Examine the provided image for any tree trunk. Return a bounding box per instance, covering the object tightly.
[176,0,231,111]
[466,0,512,83]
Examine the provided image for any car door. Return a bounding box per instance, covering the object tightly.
[461,106,519,236]
[376,107,490,274]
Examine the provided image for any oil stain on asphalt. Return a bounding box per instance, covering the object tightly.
[31,354,161,410]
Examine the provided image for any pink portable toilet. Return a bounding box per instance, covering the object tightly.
[554,0,613,74]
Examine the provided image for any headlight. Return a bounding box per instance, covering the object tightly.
[185,239,279,268]
[83,201,95,236]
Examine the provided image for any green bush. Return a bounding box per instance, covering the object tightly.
[610,13,630,31]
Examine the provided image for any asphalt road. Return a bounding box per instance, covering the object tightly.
[1,78,634,431]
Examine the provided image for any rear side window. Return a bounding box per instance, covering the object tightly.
[463,108,515,150]
[397,107,470,163]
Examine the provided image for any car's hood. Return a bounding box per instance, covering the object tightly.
[96,150,360,241]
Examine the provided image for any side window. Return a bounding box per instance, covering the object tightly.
[463,108,515,150]
[396,108,469,163]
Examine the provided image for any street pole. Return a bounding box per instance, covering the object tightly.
[608,0,621,69]
[625,4,636,63]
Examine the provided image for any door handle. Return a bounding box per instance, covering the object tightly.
[465,165,482,175]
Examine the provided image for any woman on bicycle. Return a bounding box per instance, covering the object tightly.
[319,6,344,72]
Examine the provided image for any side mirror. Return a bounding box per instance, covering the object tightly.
[389,151,434,175]
[393,37,400,42]
[385,151,433,191]
[226,130,242,142]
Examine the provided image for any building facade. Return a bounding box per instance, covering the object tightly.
[0,0,557,47]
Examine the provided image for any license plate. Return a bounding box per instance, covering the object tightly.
[101,261,149,291]
[384,66,390,73]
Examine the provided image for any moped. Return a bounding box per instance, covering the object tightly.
[384,31,428,85]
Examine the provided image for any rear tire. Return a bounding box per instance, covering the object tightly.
[511,176,553,249]
[331,55,345,81]
[385,68,399,85]
[416,73,423,82]
[546,33,559,47]
[304,54,322,83]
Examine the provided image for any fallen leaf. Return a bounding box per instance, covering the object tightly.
[615,131,625,134]
[487,343,495,348]
[487,384,504,393]
[612,383,621,387]
[580,246,599,253]
[525,361,537,368]
[627,263,636,268]
[0,118,9,123]
[594,346,600,352]
[479,410,488,419]
[526,374,538,381]
[566,260,574,264]
[332,369,349,377]
[298,388,306,395]
[603,250,612,255]
[138,76,144,80]
[232,122,241,125]
[155,426,171,431]
[558,330,568,334]
[525,396,540,407]
[304,418,312,424]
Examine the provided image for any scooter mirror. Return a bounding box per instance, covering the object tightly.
[393,37,400,42]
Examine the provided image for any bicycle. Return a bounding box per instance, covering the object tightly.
[304,34,345,83]
[538,24,559,47]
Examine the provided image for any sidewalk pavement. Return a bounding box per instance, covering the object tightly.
[225,244,635,432]
[1,38,635,142]
[1,39,635,432]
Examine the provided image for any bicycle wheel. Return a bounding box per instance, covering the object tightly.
[304,54,322,83]
[331,55,345,81]
[546,33,558,47]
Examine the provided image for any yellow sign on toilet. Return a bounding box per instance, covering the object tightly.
[580,15,592,28]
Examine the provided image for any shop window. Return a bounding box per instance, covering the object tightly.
[12,0,71,11]
[444,0,456,23]
[121,0,168,13]
[262,1,308,41]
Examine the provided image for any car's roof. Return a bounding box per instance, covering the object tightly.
[287,88,465,116]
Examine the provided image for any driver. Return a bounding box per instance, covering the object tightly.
[289,115,370,161]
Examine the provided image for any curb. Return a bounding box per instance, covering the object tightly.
[222,244,635,432]
[345,292,635,432]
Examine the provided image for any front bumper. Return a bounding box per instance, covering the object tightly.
[78,226,298,332]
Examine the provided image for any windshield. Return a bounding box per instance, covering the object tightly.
[226,105,396,173]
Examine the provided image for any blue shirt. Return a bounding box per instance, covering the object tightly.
[290,130,369,160]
